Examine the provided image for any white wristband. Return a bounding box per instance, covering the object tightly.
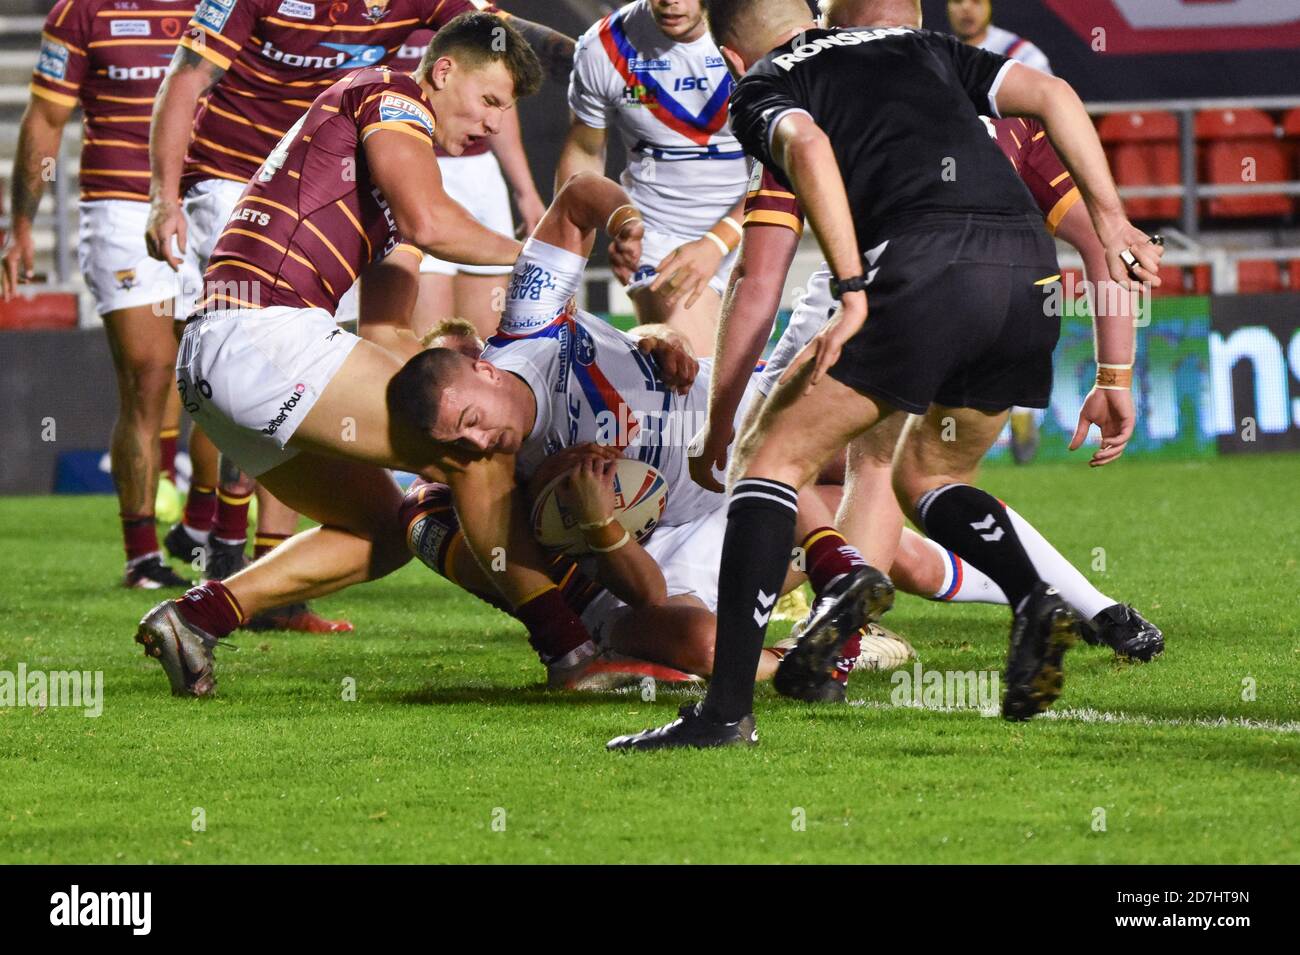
[703,231,730,256]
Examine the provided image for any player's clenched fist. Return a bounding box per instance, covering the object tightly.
[144,197,187,270]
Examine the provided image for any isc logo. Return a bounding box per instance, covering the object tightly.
[107,64,168,81]
[672,76,708,92]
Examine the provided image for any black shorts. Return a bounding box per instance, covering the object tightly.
[828,212,1061,415]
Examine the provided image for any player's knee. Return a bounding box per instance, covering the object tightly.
[121,360,173,412]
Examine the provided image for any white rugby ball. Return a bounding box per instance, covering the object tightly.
[530,457,668,556]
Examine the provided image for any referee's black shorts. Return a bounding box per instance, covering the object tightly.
[828,212,1062,415]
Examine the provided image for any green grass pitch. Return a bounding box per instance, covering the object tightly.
[1,453,1296,864]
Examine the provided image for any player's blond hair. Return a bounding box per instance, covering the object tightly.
[419,317,483,351]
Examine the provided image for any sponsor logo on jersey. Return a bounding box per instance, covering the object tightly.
[377,94,434,134]
[110,19,151,37]
[628,57,670,72]
[231,206,271,227]
[621,83,658,108]
[36,38,69,81]
[395,42,422,61]
[194,0,235,34]
[114,269,137,290]
[108,63,169,80]
[277,0,316,19]
[704,55,725,68]
[772,27,913,71]
[260,40,385,70]
[262,383,307,435]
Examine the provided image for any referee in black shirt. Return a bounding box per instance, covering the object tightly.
[608,0,1164,750]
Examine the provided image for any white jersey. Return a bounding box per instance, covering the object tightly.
[979,24,1053,75]
[484,238,744,528]
[568,0,748,237]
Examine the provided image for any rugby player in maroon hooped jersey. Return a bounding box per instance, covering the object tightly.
[0,0,198,590]
[132,14,617,697]
[141,0,573,629]
[688,0,1163,666]
[384,29,547,343]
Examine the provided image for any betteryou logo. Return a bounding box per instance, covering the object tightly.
[50,885,151,935]
[0,664,102,717]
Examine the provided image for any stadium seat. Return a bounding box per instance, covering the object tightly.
[1289,259,1300,292]
[1097,111,1182,221]
[1151,264,1211,297]
[0,291,78,330]
[1196,109,1291,219]
[1236,259,1283,294]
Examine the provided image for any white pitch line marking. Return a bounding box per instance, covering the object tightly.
[848,699,1300,734]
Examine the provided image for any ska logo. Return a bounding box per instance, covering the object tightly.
[114,269,137,290]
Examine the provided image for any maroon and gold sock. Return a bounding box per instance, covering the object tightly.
[253,532,290,561]
[122,513,159,563]
[159,428,180,482]
[802,527,868,596]
[213,488,252,546]
[175,581,244,639]
[183,485,217,539]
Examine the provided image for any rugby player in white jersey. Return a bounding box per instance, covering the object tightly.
[556,0,749,355]
[948,0,1053,75]
[389,170,901,697]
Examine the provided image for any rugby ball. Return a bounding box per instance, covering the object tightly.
[530,457,668,556]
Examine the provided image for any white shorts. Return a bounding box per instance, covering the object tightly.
[580,505,727,647]
[420,152,514,277]
[178,178,247,319]
[626,227,739,300]
[77,200,181,317]
[757,265,834,397]
[175,306,359,477]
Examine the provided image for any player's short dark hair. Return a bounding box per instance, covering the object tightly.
[389,346,470,435]
[704,0,751,48]
[419,12,542,100]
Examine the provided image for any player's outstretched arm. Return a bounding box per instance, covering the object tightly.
[489,108,546,237]
[553,117,607,204]
[690,222,800,492]
[2,94,72,299]
[993,64,1163,289]
[365,128,523,266]
[769,112,867,388]
[146,46,226,269]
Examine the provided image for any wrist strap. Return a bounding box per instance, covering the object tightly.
[588,528,631,554]
[578,514,615,531]
[1096,364,1133,390]
[703,230,731,256]
[717,216,742,240]
[606,204,641,238]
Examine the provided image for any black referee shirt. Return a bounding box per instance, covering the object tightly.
[729,26,1039,244]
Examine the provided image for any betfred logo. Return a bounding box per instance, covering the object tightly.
[1045,0,1300,53]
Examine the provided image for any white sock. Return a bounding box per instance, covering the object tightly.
[181,524,211,544]
[1003,504,1114,620]
[924,538,1007,604]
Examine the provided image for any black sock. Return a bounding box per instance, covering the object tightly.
[702,478,799,724]
[916,484,1041,610]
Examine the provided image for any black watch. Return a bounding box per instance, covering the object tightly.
[829,274,868,300]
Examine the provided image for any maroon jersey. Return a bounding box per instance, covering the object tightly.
[744,117,1082,236]
[33,0,196,201]
[202,66,433,313]
[989,117,1080,235]
[179,0,494,192]
[390,27,490,158]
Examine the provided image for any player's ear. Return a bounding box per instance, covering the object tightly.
[472,358,499,383]
[720,45,746,80]
[429,55,454,91]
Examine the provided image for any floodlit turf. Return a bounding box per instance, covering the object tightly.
[1,453,1297,864]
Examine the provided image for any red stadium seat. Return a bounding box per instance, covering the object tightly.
[1237,259,1283,294]
[1097,111,1182,221]
[1288,259,1300,292]
[1151,264,1211,297]
[0,291,78,330]
[1196,109,1291,219]
[1282,108,1300,139]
